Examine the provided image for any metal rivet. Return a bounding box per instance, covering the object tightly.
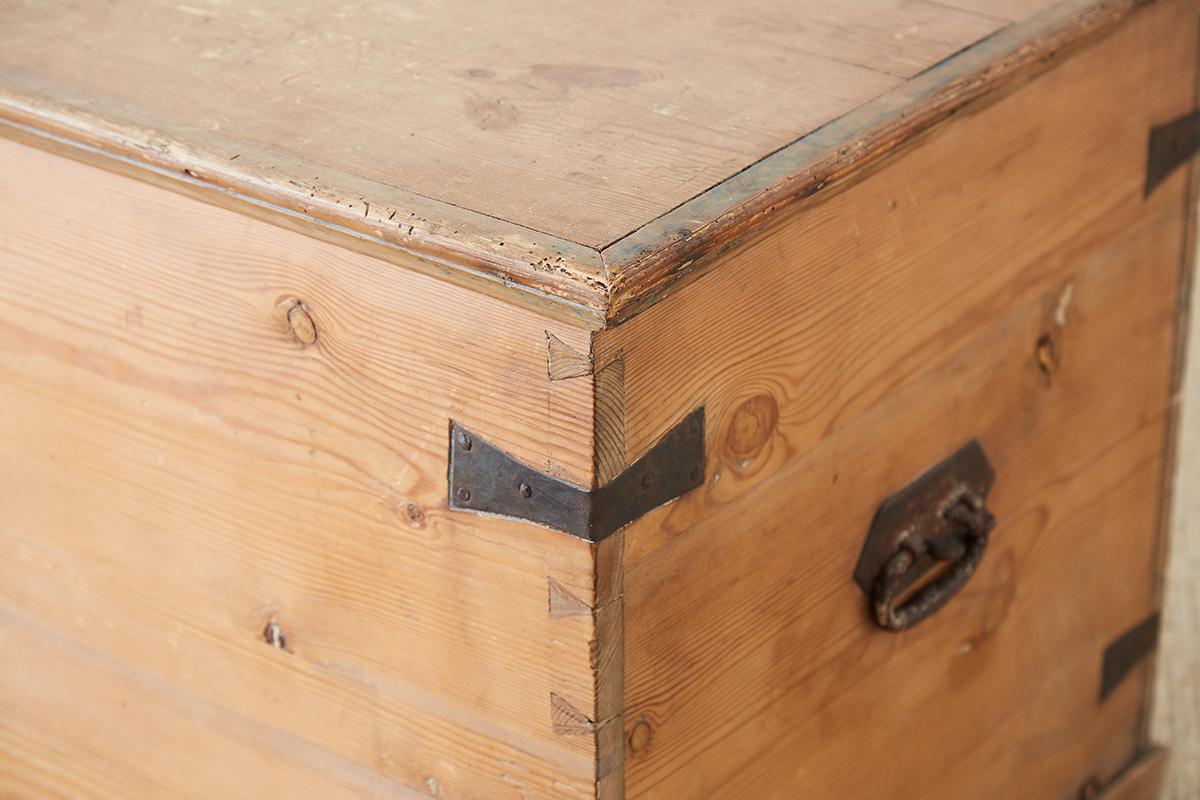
[456,430,473,451]
[457,487,471,503]
[519,483,532,499]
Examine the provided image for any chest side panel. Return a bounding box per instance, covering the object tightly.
[0,138,603,799]
[598,2,1197,797]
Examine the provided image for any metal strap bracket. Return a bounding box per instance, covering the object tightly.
[448,407,705,541]
[1100,612,1160,702]
[1146,110,1200,197]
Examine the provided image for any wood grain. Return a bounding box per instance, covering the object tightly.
[597,0,1195,469]
[0,607,427,800]
[1096,747,1169,800]
[0,2,1193,797]
[1150,23,1200,800]
[0,0,1008,248]
[593,531,626,800]
[938,0,1060,20]
[0,137,603,797]
[601,0,1154,323]
[548,333,593,381]
[593,358,627,487]
[0,1,1132,322]
[594,3,1197,794]
[616,194,1185,800]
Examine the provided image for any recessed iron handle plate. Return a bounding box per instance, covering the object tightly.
[872,494,993,631]
[853,439,997,632]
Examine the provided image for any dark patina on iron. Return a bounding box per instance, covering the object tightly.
[1145,109,1200,198]
[1100,612,1160,702]
[853,439,996,632]
[448,407,705,541]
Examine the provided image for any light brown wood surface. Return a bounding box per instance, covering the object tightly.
[0,0,1146,322]
[0,0,1001,246]
[594,1,1197,795]
[0,136,608,798]
[1,0,1195,798]
[1096,747,1169,800]
[943,0,1059,19]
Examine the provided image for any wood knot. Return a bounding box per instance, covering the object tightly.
[277,297,317,346]
[1035,333,1057,386]
[262,619,287,650]
[1077,776,1103,800]
[722,393,779,476]
[465,96,518,131]
[628,717,652,754]
[404,502,426,529]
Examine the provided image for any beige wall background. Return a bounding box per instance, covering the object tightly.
[1152,239,1200,798]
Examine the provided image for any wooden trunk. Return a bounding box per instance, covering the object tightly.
[0,1,1195,798]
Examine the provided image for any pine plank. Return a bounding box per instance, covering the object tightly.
[0,137,601,797]
[1096,747,1169,800]
[0,608,427,799]
[0,1,1193,797]
[0,0,1011,250]
[597,0,1195,468]
[594,3,1197,794]
[615,193,1184,800]
[601,0,1152,323]
[0,2,1151,321]
[937,0,1059,20]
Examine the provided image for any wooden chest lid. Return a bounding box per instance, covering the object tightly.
[0,0,1141,325]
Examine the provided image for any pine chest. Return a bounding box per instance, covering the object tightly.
[0,1,1195,798]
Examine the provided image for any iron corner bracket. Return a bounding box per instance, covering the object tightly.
[1099,611,1161,703]
[448,407,706,542]
[1145,109,1200,198]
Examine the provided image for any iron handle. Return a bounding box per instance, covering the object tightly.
[852,439,997,633]
[872,492,995,631]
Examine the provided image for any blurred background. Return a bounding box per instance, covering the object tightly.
[1153,260,1200,798]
